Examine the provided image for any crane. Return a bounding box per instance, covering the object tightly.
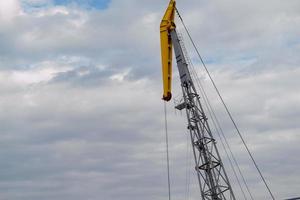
[160,1,236,199]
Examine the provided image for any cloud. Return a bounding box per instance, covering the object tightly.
[0,0,299,200]
[0,0,21,21]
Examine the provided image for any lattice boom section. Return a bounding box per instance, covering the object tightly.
[181,85,235,200]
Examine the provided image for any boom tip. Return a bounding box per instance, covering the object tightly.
[162,93,172,101]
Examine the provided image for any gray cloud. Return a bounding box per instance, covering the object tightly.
[0,0,299,200]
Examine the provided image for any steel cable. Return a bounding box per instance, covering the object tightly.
[190,64,249,200]
[164,102,172,200]
[175,7,275,200]
[177,30,248,199]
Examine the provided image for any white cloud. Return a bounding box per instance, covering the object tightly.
[0,0,21,21]
[0,0,299,200]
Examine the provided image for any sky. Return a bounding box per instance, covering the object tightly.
[0,0,299,200]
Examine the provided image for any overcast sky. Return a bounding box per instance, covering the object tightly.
[0,0,299,200]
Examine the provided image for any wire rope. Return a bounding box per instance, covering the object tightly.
[183,39,254,199]
[178,29,249,200]
[175,7,275,200]
[190,66,249,200]
[164,102,172,200]
[178,30,249,199]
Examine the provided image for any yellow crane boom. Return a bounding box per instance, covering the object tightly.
[160,0,176,101]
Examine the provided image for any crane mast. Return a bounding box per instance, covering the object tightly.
[160,1,236,200]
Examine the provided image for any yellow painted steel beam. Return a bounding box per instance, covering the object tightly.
[160,0,176,101]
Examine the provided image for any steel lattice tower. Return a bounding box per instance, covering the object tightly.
[171,29,236,200]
